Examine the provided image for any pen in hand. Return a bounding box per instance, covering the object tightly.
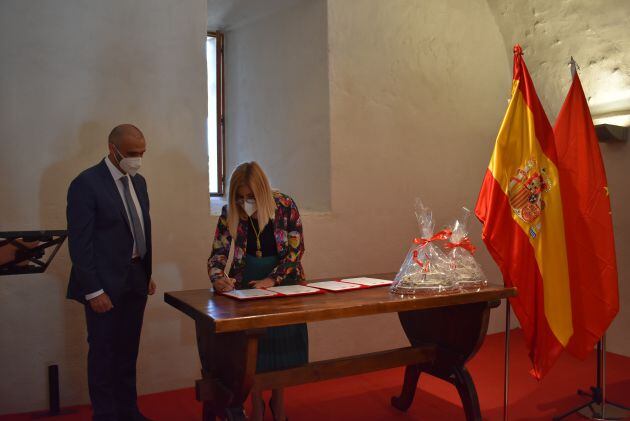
[215,271,236,292]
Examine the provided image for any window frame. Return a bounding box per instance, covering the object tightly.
[208,31,226,196]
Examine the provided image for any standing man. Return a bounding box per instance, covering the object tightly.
[67,124,156,421]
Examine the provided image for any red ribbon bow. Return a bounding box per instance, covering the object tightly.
[445,237,476,254]
[413,229,452,248]
[411,229,452,272]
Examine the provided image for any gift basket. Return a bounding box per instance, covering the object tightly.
[390,199,458,295]
[445,207,487,289]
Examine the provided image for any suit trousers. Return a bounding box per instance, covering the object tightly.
[85,260,148,421]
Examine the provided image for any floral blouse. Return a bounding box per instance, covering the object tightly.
[208,191,305,287]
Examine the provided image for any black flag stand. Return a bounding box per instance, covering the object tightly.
[553,335,629,420]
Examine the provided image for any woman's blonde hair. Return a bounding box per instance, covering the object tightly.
[227,161,276,238]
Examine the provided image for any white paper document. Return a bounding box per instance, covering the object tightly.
[340,277,393,287]
[308,281,363,291]
[222,289,278,299]
[266,285,322,295]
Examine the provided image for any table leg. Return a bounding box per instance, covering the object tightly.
[391,364,422,411]
[452,365,482,421]
[195,321,263,420]
[393,301,491,420]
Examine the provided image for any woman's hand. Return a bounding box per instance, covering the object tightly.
[214,276,236,292]
[249,278,276,289]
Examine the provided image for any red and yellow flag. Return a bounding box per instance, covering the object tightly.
[475,45,572,379]
[554,71,619,359]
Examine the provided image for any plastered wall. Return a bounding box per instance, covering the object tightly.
[224,0,331,212]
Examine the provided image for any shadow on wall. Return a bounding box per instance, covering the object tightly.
[146,148,210,349]
[37,120,110,402]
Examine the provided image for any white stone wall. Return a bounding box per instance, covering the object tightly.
[0,0,209,413]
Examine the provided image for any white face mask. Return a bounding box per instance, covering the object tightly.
[120,157,142,176]
[243,199,257,217]
[114,145,142,176]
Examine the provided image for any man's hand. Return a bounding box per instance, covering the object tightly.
[89,293,114,313]
[249,278,275,289]
[148,278,156,295]
[214,276,236,292]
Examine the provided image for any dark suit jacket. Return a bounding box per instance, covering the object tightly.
[66,159,152,304]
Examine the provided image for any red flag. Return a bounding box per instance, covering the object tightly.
[554,71,620,359]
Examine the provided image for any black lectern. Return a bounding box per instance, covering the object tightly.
[0,230,67,276]
[0,230,68,417]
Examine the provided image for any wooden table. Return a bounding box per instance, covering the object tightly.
[164,274,516,421]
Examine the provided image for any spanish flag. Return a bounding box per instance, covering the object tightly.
[475,45,572,379]
[554,69,619,360]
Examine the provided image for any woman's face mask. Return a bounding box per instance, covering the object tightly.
[236,185,256,216]
[242,198,257,216]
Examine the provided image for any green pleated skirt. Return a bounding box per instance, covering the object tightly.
[242,255,308,374]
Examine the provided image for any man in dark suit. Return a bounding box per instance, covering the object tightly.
[67,124,156,421]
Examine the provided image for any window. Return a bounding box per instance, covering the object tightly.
[207,31,225,195]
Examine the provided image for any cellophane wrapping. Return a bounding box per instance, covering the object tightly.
[447,207,487,289]
[390,199,458,295]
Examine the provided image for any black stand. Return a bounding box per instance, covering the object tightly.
[1,230,74,417]
[553,337,629,420]
[0,230,67,276]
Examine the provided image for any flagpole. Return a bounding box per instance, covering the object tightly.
[504,299,510,421]
[570,56,578,78]
[602,336,606,419]
[602,336,607,419]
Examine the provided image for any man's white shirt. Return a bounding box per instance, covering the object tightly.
[85,157,146,300]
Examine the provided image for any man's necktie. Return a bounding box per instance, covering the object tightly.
[120,176,147,258]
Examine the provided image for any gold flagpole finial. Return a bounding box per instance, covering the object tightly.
[570,56,579,78]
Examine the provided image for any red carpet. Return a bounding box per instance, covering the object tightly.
[2,330,629,420]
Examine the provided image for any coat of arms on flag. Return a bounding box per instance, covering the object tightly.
[507,158,552,238]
